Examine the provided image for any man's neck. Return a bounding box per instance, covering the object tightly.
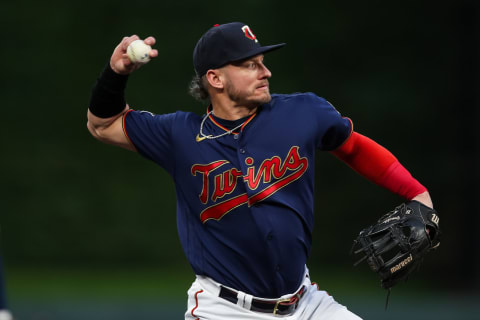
[210,100,258,120]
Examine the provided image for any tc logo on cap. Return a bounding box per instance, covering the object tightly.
[242,25,258,43]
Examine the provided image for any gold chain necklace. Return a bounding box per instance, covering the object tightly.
[198,110,248,140]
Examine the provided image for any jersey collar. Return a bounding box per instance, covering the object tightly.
[205,105,257,134]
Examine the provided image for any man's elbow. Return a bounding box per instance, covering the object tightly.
[87,109,111,141]
[87,120,100,139]
[86,108,132,150]
[86,119,108,142]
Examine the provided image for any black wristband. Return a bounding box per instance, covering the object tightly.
[88,63,129,118]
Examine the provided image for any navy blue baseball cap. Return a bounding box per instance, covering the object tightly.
[193,22,286,76]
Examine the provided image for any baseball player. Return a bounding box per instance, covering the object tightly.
[87,22,433,319]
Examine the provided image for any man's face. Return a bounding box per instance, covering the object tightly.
[221,55,272,108]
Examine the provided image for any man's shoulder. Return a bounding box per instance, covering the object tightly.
[271,92,328,104]
[268,92,330,110]
[128,109,202,122]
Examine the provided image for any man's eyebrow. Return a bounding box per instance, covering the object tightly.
[232,56,264,66]
[231,59,253,66]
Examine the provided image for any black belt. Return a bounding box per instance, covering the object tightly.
[219,285,306,316]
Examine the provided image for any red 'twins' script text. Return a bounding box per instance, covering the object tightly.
[191,146,308,223]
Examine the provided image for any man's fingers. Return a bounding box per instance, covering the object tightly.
[144,37,157,59]
[120,37,130,51]
[112,34,156,74]
[144,36,156,46]
[149,49,158,58]
[120,35,156,51]
[121,53,133,66]
[121,35,140,51]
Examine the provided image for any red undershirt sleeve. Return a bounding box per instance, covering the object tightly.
[330,131,427,200]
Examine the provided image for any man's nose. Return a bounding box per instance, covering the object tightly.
[260,63,272,79]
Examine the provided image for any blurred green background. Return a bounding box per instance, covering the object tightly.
[1,0,479,319]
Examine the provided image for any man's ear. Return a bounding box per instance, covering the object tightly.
[205,69,224,89]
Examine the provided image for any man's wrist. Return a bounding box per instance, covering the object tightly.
[88,63,129,118]
[411,191,433,208]
[100,63,129,91]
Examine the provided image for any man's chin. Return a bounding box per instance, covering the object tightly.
[234,93,272,109]
[252,92,272,105]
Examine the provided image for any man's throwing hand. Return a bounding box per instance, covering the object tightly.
[110,35,158,75]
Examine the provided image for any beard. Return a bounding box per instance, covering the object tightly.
[225,78,271,109]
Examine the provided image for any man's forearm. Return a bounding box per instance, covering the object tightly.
[331,131,427,201]
[88,63,129,118]
[86,64,131,147]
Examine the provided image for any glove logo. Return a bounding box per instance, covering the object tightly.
[382,216,400,224]
[390,254,413,274]
[431,213,440,226]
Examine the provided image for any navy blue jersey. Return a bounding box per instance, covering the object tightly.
[124,92,352,298]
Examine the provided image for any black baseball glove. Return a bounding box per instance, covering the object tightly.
[352,200,441,289]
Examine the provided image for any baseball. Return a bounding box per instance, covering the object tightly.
[126,40,152,64]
